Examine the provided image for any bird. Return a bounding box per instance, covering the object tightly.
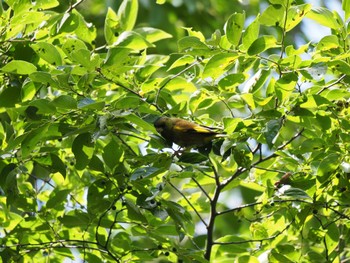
[154,116,225,148]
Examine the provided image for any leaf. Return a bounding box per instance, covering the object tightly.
[241,15,260,51]
[52,95,77,110]
[218,73,247,90]
[102,139,124,171]
[178,152,208,164]
[31,42,63,66]
[130,167,162,180]
[61,38,88,58]
[72,133,94,170]
[50,153,67,178]
[343,0,350,20]
[178,36,210,52]
[325,223,340,254]
[285,4,312,32]
[328,60,350,75]
[306,7,343,29]
[274,73,298,101]
[0,85,21,107]
[104,7,120,45]
[316,35,339,51]
[78,98,105,110]
[46,189,70,209]
[118,0,138,31]
[21,124,50,158]
[125,198,147,223]
[300,62,327,81]
[1,60,37,75]
[29,99,56,114]
[263,119,281,148]
[113,31,154,50]
[167,55,196,71]
[135,27,172,43]
[260,4,284,27]
[276,186,311,199]
[224,12,245,46]
[247,35,279,56]
[70,49,99,71]
[317,153,341,182]
[202,53,238,80]
[103,47,135,74]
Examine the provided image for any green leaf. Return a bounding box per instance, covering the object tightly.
[46,189,70,209]
[104,7,120,45]
[260,4,284,27]
[30,71,58,88]
[114,31,154,50]
[328,60,350,75]
[62,38,88,58]
[118,0,138,31]
[102,139,124,171]
[21,124,50,158]
[125,198,147,223]
[241,15,260,51]
[1,60,37,75]
[178,36,210,52]
[78,98,105,110]
[250,222,268,239]
[325,223,340,254]
[52,95,77,110]
[247,35,278,56]
[135,27,172,43]
[300,62,327,81]
[59,10,96,44]
[276,186,311,199]
[72,133,94,170]
[317,153,341,182]
[50,153,67,177]
[178,152,208,164]
[306,7,343,29]
[218,73,247,90]
[343,0,350,20]
[0,85,21,107]
[29,99,56,114]
[274,73,298,101]
[285,4,312,32]
[70,49,99,71]
[224,12,245,46]
[130,167,162,180]
[59,211,90,228]
[202,53,238,80]
[263,119,281,148]
[103,47,135,74]
[236,255,259,263]
[31,42,63,66]
[167,55,196,71]
[316,35,339,51]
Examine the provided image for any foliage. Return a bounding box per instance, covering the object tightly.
[0,0,349,262]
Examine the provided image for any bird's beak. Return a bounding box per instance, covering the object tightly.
[156,127,163,133]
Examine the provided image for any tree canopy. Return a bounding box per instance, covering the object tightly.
[0,0,349,262]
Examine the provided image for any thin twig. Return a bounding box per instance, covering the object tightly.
[317,74,346,95]
[192,177,212,202]
[66,0,86,13]
[168,180,208,227]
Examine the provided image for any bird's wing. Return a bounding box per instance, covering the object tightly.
[173,121,214,134]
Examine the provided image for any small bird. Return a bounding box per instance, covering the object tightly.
[154,117,224,148]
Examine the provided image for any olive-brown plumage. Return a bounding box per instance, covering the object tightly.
[154,117,224,147]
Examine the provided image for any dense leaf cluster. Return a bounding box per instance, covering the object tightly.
[0,0,349,262]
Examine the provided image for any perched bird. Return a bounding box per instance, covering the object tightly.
[154,117,224,148]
